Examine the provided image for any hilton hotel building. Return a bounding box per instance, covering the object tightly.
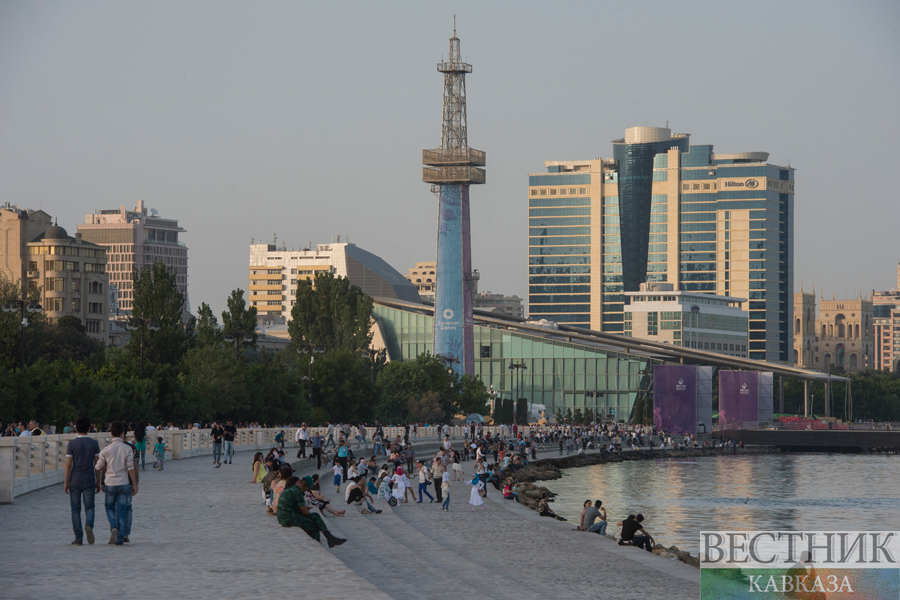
[528,126,795,362]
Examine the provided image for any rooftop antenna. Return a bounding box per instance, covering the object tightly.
[273,232,277,246]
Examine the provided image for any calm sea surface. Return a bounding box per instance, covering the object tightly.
[535,454,900,554]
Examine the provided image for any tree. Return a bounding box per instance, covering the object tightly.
[195,302,222,348]
[308,349,375,423]
[375,360,431,423]
[455,375,490,417]
[221,289,257,348]
[408,391,445,422]
[129,262,194,366]
[516,398,528,423]
[288,272,373,352]
[573,408,584,425]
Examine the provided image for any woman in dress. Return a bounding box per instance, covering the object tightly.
[451,450,463,481]
[390,467,408,504]
[467,473,486,511]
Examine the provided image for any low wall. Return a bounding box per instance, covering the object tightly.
[0,424,540,504]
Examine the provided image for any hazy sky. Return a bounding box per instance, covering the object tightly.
[2,1,898,319]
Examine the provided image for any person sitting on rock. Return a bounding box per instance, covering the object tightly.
[617,513,654,551]
[537,492,566,521]
[277,477,347,548]
[503,479,520,503]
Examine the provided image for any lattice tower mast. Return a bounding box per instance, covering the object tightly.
[439,19,470,153]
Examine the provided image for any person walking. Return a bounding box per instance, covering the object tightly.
[211,422,224,467]
[467,474,486,511]
[431,457,444,502]
[95,422,138,545]
[152,436,167,470]
[64,417,100,545]
[222,420,237,465]
[336,439,349,481]
[415,460,435,503]
[295,423,308,459]
[310,432,324,470]
[132,427,147,472]
[440,471,451,512]
[356,424,368,449]
[325,422,336,449]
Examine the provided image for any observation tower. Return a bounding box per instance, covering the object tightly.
[422,19,485,377]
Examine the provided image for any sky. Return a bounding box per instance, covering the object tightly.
[1,1,899,319]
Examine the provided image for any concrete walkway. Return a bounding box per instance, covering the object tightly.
[0,442,700,600]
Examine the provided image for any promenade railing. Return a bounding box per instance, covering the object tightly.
[1,424,549,503]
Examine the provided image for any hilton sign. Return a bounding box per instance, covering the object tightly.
[724,179,760,188]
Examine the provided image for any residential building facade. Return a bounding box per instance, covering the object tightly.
[1,205,109,343]
[528,125,794,362]
[78,201,188,314]
[623,283,747,357]
[873,264,900,372]
[792,287,875,373]
[406,261,437,304]
[249,241,419,338]
[473,291,525,319]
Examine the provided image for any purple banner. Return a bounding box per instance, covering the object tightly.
[719,371,759,430]
[653,365,697,435]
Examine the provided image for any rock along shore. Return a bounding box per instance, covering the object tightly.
[502,445,780,568]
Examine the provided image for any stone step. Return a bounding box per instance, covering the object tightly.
[321,500,506,600]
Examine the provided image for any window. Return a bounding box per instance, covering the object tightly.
[71,280,81,292]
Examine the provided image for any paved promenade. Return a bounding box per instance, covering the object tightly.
[0,443,700,600]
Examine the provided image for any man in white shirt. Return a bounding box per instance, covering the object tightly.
[95,422,138,546]
[295,423,308,458]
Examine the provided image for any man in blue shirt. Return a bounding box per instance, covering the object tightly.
[64,417,101,545]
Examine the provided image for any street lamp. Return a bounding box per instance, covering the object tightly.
[2,301,42,369]
[298,345,325,405]
[361,348,387,383]
[125,318,160,379]
[224,332,254,360]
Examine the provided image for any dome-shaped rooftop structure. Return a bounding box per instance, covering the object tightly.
[44,224,68,239]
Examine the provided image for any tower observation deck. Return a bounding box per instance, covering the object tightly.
[423,19,485,377]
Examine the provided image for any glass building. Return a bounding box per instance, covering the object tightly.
[529,126,795,362]
[373,300,654,421]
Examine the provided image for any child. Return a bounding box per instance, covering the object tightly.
[332,461,343,493]
[153,436,167,471]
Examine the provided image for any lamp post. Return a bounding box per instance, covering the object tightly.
[224,332,254,360]
[298,345,325,406]
[2,300,42,369]
[125,317,160,379]
[362,348,387,384]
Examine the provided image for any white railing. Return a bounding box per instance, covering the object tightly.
[0,425,551,504]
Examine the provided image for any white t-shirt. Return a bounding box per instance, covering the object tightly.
[333,464,342,479]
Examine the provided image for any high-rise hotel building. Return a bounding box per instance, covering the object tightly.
[528,126,795,362]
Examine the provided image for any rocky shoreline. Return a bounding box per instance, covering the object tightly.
[501,446,780,568]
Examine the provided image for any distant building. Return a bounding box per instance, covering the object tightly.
[529,125,795,363]
[249,241,420,339]
[406,261,437,304]
[474,291,524,319]
[0,205,110,343]
[623,283,747,357]
[873,264,900,372]
[78,201,188,314]
[792,287,875,373]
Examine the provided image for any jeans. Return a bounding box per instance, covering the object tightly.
[374,442,383,456]
[417,482,434,502]
[69,482,95,542]
[434,480,443,502]
[588,520,608,535]
[298,439,307,458]
[311,447,322,470]
[213,442,222,464]
[137,448,146,470]
[356,435,368,449]
[441,493,450,510]
[224,440,234,463]
[104,484,131,544]
[633,535,652,551]
[325,434,335,449]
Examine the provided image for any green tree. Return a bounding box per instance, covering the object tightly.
[573,408,584,425]
[221,289,257,357]
[288,272,373,352]
[309,349,375,423]
[179,344,248,421]
[375,360,431,423]
[408,391,445,422]
[516,397,528,423]
[129,262,194,366]
[195,302,222,348]
[455,375,490,417]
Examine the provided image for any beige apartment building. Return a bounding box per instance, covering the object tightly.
[78,201,188,314]
[406,260,524,318]
[873,264,900,372]
[406,261,437,303]
[1,204,109,343]
[792,287,874,373]
[250,241,419,338]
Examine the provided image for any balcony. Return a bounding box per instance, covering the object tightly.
[422,148,485,167]
[422,166,486,185]
[26,271,39,278]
